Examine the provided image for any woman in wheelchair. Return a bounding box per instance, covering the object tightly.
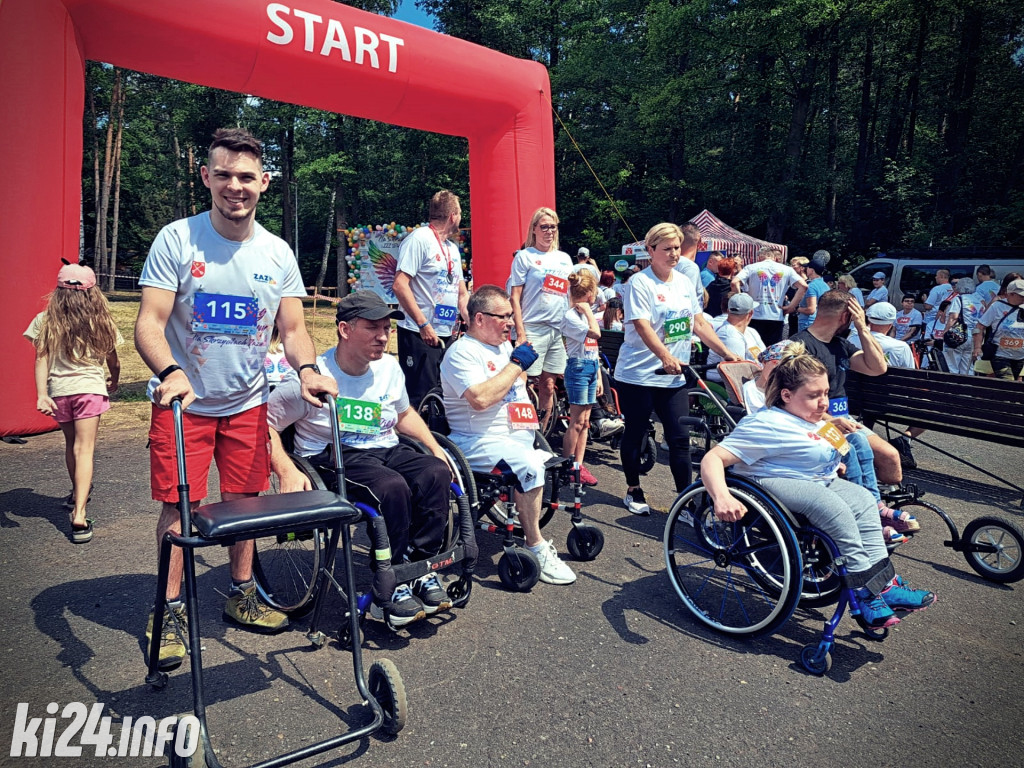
[700,353,936,628]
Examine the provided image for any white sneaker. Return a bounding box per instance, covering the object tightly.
[530,540,576,585]
[596,418,625,438]
[624,488,651,516]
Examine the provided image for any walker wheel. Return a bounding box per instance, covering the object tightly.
[447,576,472,608]
[368,659,407,735]
[567,525,605,561]
[800,644,833,676]
[497,548,541,592]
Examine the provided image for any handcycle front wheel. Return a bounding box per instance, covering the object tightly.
[961,516,1024,583]
[253,455,327,616]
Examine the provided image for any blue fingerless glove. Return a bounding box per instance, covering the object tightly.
[509,342,539,370]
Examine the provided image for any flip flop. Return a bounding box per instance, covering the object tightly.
[62,485,94,509]
[71,519,94,544]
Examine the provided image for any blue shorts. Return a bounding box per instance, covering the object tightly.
[564,358,599,405]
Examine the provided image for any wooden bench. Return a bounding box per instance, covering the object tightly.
[847,367,1024,504]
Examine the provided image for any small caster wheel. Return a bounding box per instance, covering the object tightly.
[368,659,407,735]
[307,630,327,649]
[146,671,168,689]
[567,525,605,561]
[861,624,890,641]
[962,516,1024,583]
[447,576,472,608]
[801,644,833,675]
[497,548,540,592]
[337,615,363,651]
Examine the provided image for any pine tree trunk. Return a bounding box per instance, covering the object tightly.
[95,69,121,276]
[107,90,125,293]
[316,190,336,294]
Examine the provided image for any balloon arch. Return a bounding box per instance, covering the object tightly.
[0,0,555,437]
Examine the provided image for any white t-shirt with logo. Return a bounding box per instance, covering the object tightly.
[893,308,924,341]
[561,308,600,360]
[848,330,916,369]
[706,317,765,381]
[509,247,573,327]
[267,350,408,455]
[720,407,844,484]
[395,225,464,337]
[615,267,701,388]
[440,335,534,436]
[734,260,801,322]
[979,300,1024,361]
[139,212,306,417]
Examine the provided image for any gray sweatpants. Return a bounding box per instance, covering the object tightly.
[757,476,888,574]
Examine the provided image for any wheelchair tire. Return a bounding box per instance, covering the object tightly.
[533,432,561,531]
[399,434,457,550]
[567,524,604,561]
[368,659,407,735]
[417,389,449,435]
[663,483,802,637]
[430,432,479,513]
[688,391,729,461]
[498,547,541,592]
[962,516,1024,583]
[253,455,326,616]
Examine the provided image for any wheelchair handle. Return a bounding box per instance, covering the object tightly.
[322,393,351,502]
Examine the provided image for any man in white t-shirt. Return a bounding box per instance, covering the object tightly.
[850,302,916,369]
[441,285,577,585]
[707,293,765,381]
[893,295,924,343]
[136,128,337,669]
[268,292,455,630]
[392,190,469,409]
[732,245,807,346]
[923,269,954,342]
[864,272,890,308]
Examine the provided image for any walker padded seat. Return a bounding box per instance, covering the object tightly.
[193,491,360,542]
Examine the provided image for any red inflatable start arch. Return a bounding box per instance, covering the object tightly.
[0,0,555,437]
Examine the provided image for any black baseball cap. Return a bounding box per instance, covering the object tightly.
[335,291,405,322]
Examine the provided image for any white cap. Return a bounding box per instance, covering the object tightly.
[865,301,897,324]
[1006,279,1024,297]
[577,247,590,258]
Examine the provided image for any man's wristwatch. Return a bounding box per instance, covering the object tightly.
[298,363,321,376]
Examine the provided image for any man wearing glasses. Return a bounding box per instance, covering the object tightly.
[441,285,577,586]
[393,190,469,409]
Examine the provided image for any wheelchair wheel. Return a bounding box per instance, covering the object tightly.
[367,659,407,735]
[688,391,729,461]
[253,455,326,615]
[398,434,457,549]
[664,483,802,637]
[638,427,658,475]
[498,547,541,591]
[962,516,1024,583]
[567,525,604,561]
[431,432,479,513]
[533,433,561,531]
[795,530,841,606]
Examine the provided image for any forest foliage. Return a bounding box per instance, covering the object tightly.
[83,0,1024,288]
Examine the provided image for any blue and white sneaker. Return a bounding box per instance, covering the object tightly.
[881,575,936,613]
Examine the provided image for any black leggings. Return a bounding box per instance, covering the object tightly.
[615,379,691,491]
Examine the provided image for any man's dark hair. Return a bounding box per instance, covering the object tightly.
[977,264,995,279]
[209,128,263,163]
[468,284,509,319]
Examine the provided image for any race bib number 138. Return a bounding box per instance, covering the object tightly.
[336,397,381,435]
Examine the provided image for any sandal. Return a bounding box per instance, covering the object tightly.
[879,504,920,533]
[70,519,94,544]
[883,525,908,547]
[62,484,93,509]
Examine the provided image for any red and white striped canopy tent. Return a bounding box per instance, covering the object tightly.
[621,210,787,267]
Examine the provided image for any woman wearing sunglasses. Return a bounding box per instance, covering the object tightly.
[508,207,574,433]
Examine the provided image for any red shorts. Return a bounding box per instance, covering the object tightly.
[52,393,110,423]
[149,403,270,503]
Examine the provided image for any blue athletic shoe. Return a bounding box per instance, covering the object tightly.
[881,575,936,613]
[853,587,900,629]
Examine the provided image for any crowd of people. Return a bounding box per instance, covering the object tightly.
[36,125,1024,670]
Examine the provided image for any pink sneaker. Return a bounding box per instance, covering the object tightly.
[578,465,598,487]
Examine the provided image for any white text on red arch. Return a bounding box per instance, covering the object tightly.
[266,3,405,74]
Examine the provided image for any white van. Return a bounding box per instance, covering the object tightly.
[848,250,1024,305]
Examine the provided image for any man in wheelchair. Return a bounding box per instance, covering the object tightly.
[268,291,453,628]
[440,285,577,586]
[700,353,936,629]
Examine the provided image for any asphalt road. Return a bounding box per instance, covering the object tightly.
[1,422,1022,768]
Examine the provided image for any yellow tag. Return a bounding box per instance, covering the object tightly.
[817,422,850,455]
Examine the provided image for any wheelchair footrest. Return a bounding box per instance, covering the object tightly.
[193,491,360,541]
